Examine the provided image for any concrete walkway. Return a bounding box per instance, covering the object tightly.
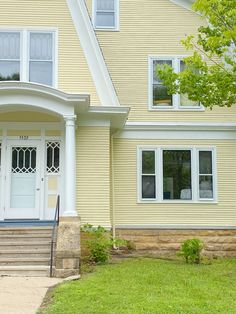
[0,276,62,314]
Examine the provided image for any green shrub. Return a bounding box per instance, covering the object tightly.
[81,224,128,264]
[177,238,204,264]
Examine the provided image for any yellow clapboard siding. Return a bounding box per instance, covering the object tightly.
[0,0,100,105]
[113,138,236,226]
[0,111,60,122]
[76,126,111,227]
[85,0,236,122]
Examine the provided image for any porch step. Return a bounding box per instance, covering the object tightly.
[0,257,50,266]
[0,235,51,242]
[0,249,50,258]
[0,226,56,277]
[0,265,50,277]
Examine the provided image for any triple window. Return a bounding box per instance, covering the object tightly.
[139,147,216,202]
[149,56,200,110]
[0,30,55,87]
[93,0,118,30]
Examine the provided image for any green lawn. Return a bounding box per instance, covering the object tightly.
[40,258,236,314]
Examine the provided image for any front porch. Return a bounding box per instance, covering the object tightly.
[0,81,129,277]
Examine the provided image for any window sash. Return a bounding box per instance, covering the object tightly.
[0,30,55,86]
[139,147,216,202]
[150,57,202,110]
[94,0,117,29]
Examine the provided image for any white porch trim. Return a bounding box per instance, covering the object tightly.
[63,115,77,217]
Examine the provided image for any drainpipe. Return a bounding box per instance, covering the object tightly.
[111,133,117,249]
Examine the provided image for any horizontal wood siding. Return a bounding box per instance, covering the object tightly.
[85,0,236,122]
[0,0,100,104]
[76,126,111,227]
[113,138,236,227]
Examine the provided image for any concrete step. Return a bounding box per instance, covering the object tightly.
[0,257,50,266]
[0,235,51,242]
[0,265,50,277]
[0,249,50,258]
[0,241,51,248]
[0,227,53,235]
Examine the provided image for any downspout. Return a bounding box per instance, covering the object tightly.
[111,133,117,248]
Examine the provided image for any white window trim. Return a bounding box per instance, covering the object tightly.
[148,55,205,111]
[92,0,119,31]
[137,146,217,203]
[0,27,58,88]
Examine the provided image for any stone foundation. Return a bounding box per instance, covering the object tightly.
[116,229,236,258]
[55,216,81,278]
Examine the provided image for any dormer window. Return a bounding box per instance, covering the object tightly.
[93,0,119,30]
[0,30,56,87]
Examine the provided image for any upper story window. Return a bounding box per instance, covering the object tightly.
[149,56,201,110]
[93,0,119,30]
[0,30,56,87]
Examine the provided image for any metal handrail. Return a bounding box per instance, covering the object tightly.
[50,195,60,277]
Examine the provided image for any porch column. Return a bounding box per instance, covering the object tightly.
[63,114,77,216]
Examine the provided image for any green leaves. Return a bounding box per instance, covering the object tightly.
[157,0,236,108]
[177,238,204,264]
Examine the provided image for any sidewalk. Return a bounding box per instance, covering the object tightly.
[0,276,62,314]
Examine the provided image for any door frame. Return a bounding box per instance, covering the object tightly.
[4,139,42,219]
[0,122,64,221]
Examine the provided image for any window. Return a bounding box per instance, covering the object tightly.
[138,147,216,202]
[93,0,118,30]
[0,30,55,86]
[149,56,200,110]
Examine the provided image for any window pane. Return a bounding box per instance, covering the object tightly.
[153,60,172,106]
[142,176,156,199]
[29,61,52,86]
[142,151,155,174]
[97,0,114,10]
[199,151,212,174]
[163,150,192,200]
[153,84,172,106]
[0,61,20,80]
[180,60,200,107]
[153,60,172,83]
[96,12,115,27]
[30,33,53,60]
[199,175,213,199]
[0,32,20,59]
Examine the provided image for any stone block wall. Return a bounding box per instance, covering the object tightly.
[115,229,236,258]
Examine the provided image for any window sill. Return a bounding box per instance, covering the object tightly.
[137,200,218,204]
[149,107,205,112]
[94,28,119,32]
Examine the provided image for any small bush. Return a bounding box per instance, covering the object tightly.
[177,238,204,264]
[81,224,128,264]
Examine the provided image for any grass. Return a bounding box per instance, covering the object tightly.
[39,258,236,314]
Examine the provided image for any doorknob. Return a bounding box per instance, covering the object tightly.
[36,188,40,191]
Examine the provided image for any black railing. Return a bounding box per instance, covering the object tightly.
[50,195,60,277]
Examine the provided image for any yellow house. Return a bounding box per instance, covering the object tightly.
[0,0,235,276]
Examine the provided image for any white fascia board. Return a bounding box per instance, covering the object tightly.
[66,0,120,107]
[0,81,90,116]
[77,106,130,129]
[169,0,195,12]
[114,122,236,140]
[125,122,236,131]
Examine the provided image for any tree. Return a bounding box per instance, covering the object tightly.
[157,0,236,108]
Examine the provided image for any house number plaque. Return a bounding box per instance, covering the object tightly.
[19,136,29,140]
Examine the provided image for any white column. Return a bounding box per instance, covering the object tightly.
[63,115,77,216]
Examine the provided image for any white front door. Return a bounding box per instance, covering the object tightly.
[5,140,41,219]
